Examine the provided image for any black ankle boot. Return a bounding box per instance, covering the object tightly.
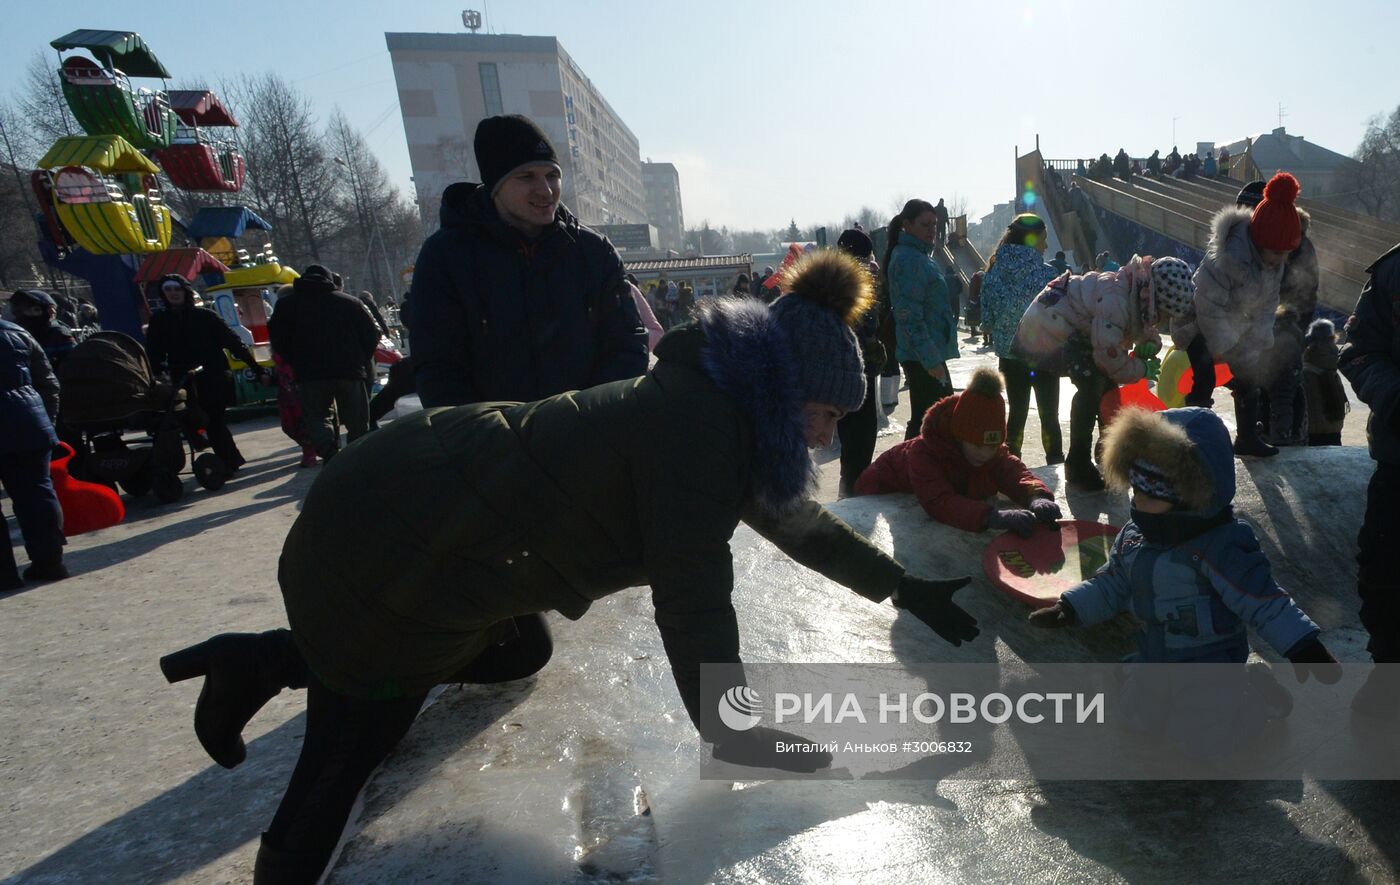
[253,834,332,885]
[1232,388,1278,457]
[160,629,308,768]
[1065,457,1106,491]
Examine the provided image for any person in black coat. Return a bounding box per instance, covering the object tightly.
[407,115,647,407]
[268,266,381,460]
[0,318,65,588]
[145,274,267,471]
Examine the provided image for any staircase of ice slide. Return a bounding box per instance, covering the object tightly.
[938,226,987,289]
[1070,173,1366,315]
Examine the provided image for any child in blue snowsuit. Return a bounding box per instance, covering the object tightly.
[1029,407,1338,671]
[1028,406,1340,751]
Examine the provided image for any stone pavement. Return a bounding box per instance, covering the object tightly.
[0,339,1388,884]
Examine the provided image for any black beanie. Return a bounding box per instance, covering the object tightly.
[1236,180,1266,209]
[474,115,560,196]
[836,228,873,259]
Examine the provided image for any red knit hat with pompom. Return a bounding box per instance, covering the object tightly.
[1248,172,1302,252]
[950,368,1007,446]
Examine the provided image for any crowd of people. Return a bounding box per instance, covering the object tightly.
[3,110,1398,883]
[1074,144,1231,185]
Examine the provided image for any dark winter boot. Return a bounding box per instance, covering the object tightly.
[1065,457,1106,491]
[160,629,309,768]
[23,558,69,582]
[253,834,332,885]
[1232,388,1278,458]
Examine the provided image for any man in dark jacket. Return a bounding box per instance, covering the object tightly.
[408,114,647,407]
[145,274,268,472]
[1339,242,1400,714]
[9,289,77,368]
[268,265,381,460]
[162,250,978,882]
[0,318,65,588]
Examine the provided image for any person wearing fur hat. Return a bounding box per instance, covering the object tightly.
[854,367,1061,534]
[882,199,959,440]
[1338,242,1400,706]
[1029,407,1339,680]
[159,249,979,883]
[980,213,1064,462]
[408,114,646,408]
[145,274,268,472]
[1012,255,1195,488]
[1172,172,1303,457]
[1301,319,1348,446]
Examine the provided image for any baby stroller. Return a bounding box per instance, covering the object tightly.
[57,332,229,503]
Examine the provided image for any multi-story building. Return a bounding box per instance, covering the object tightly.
[385,31,645,230]
[642,161,684,255]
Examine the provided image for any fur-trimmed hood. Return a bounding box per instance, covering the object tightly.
[1101,407,1235,516]
[691,296,815,518]
[1204,206,1259,285]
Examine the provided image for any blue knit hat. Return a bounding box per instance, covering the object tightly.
[769,250,873,412]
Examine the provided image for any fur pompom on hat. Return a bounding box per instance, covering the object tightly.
[1249,172,1303,253]
[1149,257,1194,320]
[1305,317,1336,344]
[950,367,1007,446]
[770,249,874,412]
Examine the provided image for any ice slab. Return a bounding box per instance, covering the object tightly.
[327,447,1390,883]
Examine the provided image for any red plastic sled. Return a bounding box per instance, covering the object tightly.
[50,442,125,536]
[982,519,1121,608]
[1176,362,1233,396]
[1098,379,1166,426]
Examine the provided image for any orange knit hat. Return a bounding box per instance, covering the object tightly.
[950,368,1007,446]
[1248,172,1302,252]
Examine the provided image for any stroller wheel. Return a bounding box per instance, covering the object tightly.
[193,454,228,491]
[119,465,153,497]
[153,472,184,504]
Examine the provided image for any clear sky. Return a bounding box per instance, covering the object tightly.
[5,0,1396,230]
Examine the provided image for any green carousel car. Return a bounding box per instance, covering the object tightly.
[51,29,179,151]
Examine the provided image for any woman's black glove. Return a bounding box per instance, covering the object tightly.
[1285,637,1342,684]
[892,574,979,646]
[712,726,833,773]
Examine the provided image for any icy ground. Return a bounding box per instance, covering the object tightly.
[1,342,1395,884]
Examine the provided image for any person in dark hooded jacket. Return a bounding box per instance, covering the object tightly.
[0,318,65,588]
[268,266,382,460]
[8,289,77,368]
[160,250,979,883]
[407,114,647,407]
[145,274,267,471]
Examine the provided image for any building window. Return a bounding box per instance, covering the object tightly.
[479,63,503,116]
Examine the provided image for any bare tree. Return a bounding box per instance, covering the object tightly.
[222,73,338,267]
[1344,106,1400,221]
[15,52,79,164]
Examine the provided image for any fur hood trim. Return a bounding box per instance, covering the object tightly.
[1102,407,1234,515]
[1205,206,1257,285]
[696,296,815,518]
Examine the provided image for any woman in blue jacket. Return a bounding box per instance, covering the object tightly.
[979,214,1063,464]
[882,199,959,440]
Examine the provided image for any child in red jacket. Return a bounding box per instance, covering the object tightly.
[854,367,1060,535]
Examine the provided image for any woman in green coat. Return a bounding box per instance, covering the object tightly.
[160,249,979,884]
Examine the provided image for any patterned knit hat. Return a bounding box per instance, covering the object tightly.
[1128,459,1181,505]
[1149,257,1194,320]
[1249,172,1303,252]
[950,368,1007,446]
[770,250,873,412]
